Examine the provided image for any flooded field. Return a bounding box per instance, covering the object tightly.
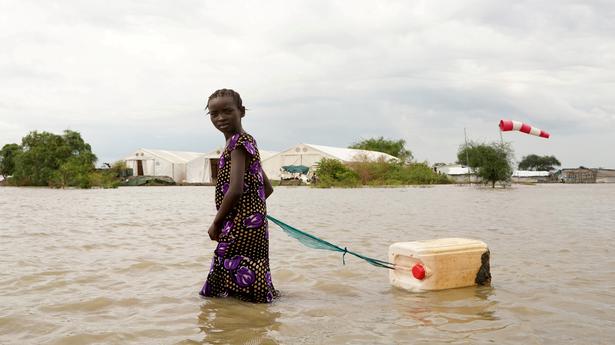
[1,184,614,344]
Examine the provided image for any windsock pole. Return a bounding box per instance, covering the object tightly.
[464,127,471,185]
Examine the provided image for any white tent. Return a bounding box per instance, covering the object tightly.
[262,143,399,180]
[435,164,471,176]
[185,148,278,184]
[512,170,550,177]
[123,148,205,183]
[185,148,223,184]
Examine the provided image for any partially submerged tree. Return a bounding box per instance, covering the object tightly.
[457,141,514,188]
[518,154,561,171]
[349,137,413,163]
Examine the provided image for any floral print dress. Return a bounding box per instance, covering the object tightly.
[200,132,277,303]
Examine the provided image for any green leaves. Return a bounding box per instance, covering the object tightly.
[314,158,450,188]
[7,130,98,187]
[349,137,413,163]
[314,158,361,188]
[518,154,561,171]
[0,143,21,179]
[457,142,514,188]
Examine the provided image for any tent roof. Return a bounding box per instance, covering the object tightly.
[259,150,277,160]
[125,148,206,163]
[304,144,399,162]
[513,170,550,177]
[188,148,278,161]
[446,167,471,175]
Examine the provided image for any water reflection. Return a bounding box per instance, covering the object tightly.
[391,285,498,326]
[196,299,281,344]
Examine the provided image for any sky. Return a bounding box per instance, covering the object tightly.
[1,0,614,168]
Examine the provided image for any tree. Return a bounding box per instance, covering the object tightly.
[457,141,514,188]
[349,137,413,162]
[12,130,97,186]
[0,143,21,179]
[518,154,561,171]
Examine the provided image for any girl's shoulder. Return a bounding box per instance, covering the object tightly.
[239,132,256,142]
[226,132,258,156]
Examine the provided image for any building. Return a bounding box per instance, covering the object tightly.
[123,148,206,183]
[596,169,615,183]
[262,143,399,181]
[185,148,277,184]
[511,170,551,183]
[185,148,223,184]
[559,168,597,183]
[434,164,478,183]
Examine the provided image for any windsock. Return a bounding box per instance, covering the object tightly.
[499,120,550,139]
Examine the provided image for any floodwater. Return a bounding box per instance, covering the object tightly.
[1,184,614,344]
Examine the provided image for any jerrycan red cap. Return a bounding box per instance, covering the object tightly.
[411,263,426,280]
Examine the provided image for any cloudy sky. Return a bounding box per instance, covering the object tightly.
[1,0,614,168]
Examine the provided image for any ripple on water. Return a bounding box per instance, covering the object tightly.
[1,185,615,344]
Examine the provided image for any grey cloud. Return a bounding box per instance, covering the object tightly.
[1,0,614,168]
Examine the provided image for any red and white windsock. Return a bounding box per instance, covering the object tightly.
[499,120,550,139]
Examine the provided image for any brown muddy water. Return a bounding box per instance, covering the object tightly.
[1,185,614,344]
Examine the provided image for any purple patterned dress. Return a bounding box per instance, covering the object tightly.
[200,132,277,303]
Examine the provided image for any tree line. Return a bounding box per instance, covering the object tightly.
[1,130,561,189]
[314,137,561,188]
[0,130,120,188]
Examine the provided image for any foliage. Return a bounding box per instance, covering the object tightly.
[457,141,514,188]
[350,159,450,185]
[0,143,22,179]
[349,137,413,162]
[88,170,121,189]
[314,157,450,188]
[313,158,361,188]
[110,160,127,172]
[88,160,127,188]
[518,154,561,171]
[50,157,93,188]
[7,130,100,188]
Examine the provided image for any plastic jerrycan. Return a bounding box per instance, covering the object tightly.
[388,238,491,291]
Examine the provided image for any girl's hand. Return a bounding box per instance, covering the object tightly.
[208,222,221,241]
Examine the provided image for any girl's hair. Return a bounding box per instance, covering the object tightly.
[206,89,245,112]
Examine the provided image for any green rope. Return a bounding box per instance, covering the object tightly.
[266,215,395,270]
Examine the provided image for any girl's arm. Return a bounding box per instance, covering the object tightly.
[263,171,274,199]
[208,148,248,241]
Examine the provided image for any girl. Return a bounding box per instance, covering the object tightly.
[199,89,277,303]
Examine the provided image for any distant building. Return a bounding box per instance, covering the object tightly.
[185,148,224,184]
[123,147,277,184]
[512,170,551,183]
[434,164,478,183]
[262,143,399,181]
[185,148,277,184]
[559,168,597,183]
[596,168,615,183]
[123,148,205,183]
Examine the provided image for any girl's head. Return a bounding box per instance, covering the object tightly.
[206,89,246,136]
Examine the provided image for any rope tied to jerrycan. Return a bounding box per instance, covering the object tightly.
[266,215,396,270]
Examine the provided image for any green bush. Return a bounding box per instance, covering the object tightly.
[404,163,451,185]
[314,158,450,188]
[349,160,450,186]
[88,170,121,189]
[314,158,361,188]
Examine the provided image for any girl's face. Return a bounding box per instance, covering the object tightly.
[207,96,244,136]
